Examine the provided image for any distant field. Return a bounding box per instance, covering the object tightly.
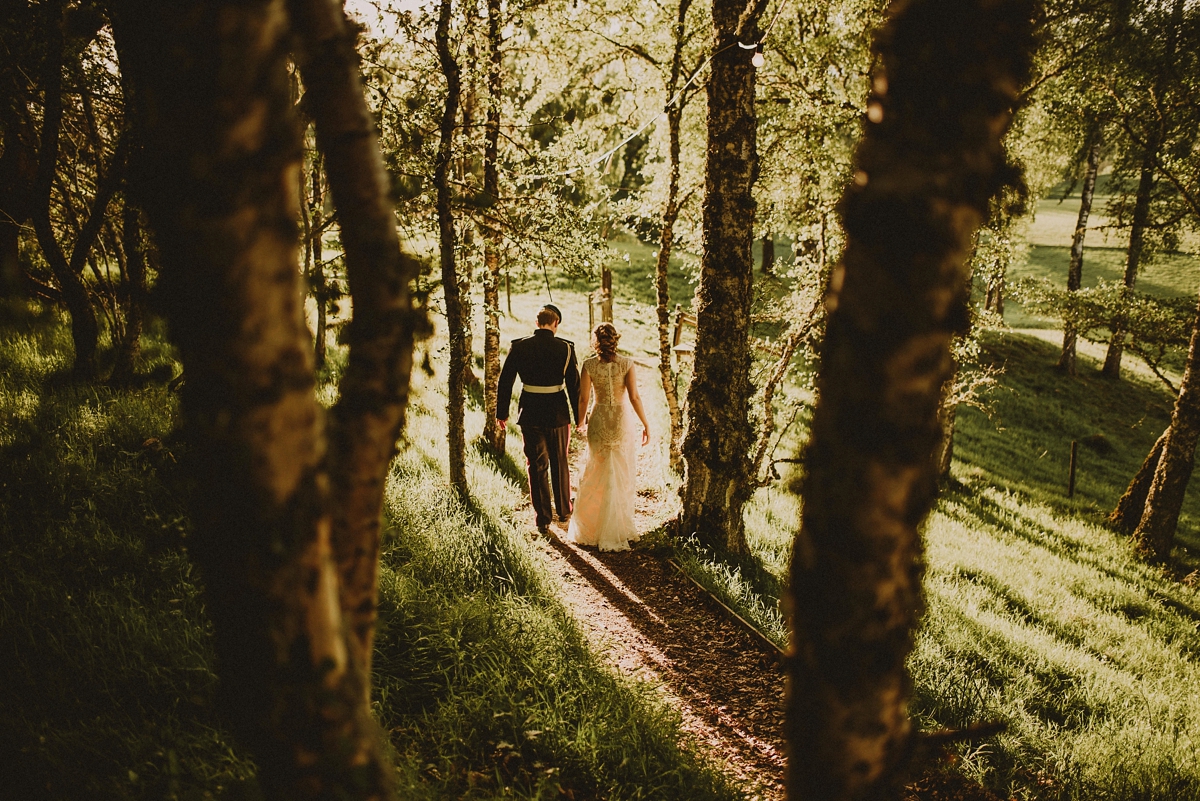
[1000,175,1199,329]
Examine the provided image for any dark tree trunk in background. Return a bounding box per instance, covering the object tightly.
[1058,140,1100,375]
[1109,426,1168,534]
[655,0,692,477]
[110,202,147,384]
[761,232,775,275]
[787,2,1034,799]
[1102,152,1156,379]
[113,1,399,797]
[678,0,764,555]
[0,125,34,298]
[288,0,428,694]
[31,2,100,379]
[1132,294,1200,561]
[435,0,468,495]
[310,154,328,369]
[482,0,506,454]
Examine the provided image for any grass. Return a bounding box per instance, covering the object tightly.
[0,298,738,800]
[718,326,1200,801]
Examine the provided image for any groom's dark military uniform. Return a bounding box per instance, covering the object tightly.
[498,327,580,529]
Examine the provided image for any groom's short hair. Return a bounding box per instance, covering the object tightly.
[536,308,559,327]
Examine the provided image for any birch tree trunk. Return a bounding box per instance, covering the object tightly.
[482,0,506,453]
[111,0,396,796]
[1102,153,1155,379]
[1132,293,1200,561]
[435,0,468,495]
[655,0,692,477]
[288,0,428,690]
[678,0,763,555]
[787,2,1034,798]
[1057,140,1099,375]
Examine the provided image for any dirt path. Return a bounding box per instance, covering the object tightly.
[515,433,788,799]
[533,527,787,799]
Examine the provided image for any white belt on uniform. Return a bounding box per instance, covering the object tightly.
[522,383,565,394]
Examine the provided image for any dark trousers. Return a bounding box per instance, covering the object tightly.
[521,424,572,526]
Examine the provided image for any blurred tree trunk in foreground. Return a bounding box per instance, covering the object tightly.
[113,0,407,797]
[288,0,428,694]
[1131,294,1200,561]
[787,1,1035,799]
[679,0,764,555]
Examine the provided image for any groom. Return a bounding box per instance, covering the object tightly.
[497,304,581,534]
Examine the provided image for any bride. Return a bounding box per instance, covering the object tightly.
[566,322,651,551]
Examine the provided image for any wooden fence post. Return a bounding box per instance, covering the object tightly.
[1068,440,1078,498]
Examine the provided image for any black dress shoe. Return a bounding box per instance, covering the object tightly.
[536,523,550,535]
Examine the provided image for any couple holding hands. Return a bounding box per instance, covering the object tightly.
[497,304,651,551]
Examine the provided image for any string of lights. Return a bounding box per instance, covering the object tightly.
[508,0,792,182]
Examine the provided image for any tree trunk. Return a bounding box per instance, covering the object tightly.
[30,1,100,379]
[984,272,1004,317]
[481,0,506,454]
[1132,293,1200,561]
[761,232,775,275]
[434,0,468,495]
[678,0,762,555]
[654,0,692,477]
[287,0,428,694]
[1108,426,1168,534]
[787,2,1034,799]
[936,376,958,482]
[310,154,327,369]
[0,127,34,298]
[1057,140,1100,375]
[1102,153,1155,379]
[110,202,146,384]
[111,0,396,797]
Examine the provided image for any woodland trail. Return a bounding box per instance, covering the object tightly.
[518,437,788,799]
[534,527,788,799]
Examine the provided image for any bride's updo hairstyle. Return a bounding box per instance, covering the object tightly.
[593,322,620,362]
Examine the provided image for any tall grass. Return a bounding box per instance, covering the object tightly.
[724,327,1200,801]
[0,301,737,800]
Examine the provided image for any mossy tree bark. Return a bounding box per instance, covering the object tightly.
[786,2,1034,799]
[288,0,428,691]
[655,0,693,477]
[482,0,506,454]
[434,0,469,495]
[1109,426,1168,534]
[112,1,399,796]
[678,0,764,555]
[1132,293,1200,561]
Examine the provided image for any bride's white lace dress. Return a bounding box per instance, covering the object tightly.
[567,355,639,551]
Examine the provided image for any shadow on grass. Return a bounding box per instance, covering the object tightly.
[955,330,1200,567]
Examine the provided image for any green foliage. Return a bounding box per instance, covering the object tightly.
[1011,277,1195,386]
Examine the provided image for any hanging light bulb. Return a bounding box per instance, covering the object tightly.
[752,45,765,68]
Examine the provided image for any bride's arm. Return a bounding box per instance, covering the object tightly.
[626,364,651,445]
[576,367,591,432]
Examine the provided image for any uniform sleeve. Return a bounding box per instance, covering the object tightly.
[564,343,581,424]
[497,342,519,421]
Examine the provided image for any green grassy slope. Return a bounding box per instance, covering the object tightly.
[0,302,736,800]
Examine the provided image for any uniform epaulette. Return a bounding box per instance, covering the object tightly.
[559,338,574,346]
